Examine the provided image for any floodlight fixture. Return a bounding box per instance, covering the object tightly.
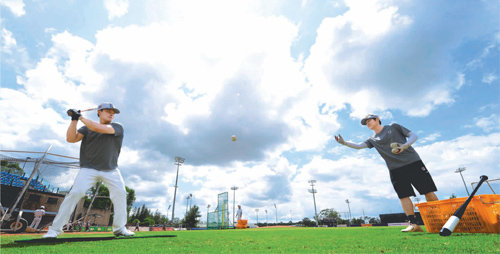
[175,156,185,164]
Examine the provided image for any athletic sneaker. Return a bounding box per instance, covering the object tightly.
[113,228,135,237]
[401,224,424,232]
[42,228,62,238]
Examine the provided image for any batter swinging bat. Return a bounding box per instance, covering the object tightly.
[439,175,488,236]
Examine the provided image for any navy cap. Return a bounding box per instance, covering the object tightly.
[97,102,120,114]
[361,114,378,125]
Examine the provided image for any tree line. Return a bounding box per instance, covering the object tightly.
[127,204,201,228]
[296,208,381,227]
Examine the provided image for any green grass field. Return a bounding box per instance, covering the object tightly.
[1,227,498,253]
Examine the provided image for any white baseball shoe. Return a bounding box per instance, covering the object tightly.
[113,228,135,237]
[42,228,62,238]
[401,224,424,232]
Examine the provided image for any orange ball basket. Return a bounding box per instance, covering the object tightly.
[236,219,247,229]
[415,194,500,233]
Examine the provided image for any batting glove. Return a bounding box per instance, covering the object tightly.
[390,142,408,154]
[67,109,82,121]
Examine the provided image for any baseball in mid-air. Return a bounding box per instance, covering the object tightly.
[231,135,237,142]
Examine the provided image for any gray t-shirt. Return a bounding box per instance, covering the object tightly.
[78,122,124,171]
[364,123,421,170]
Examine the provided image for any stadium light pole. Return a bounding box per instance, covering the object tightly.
[206,204,211,226]
[255,209,259,225]
[167,204,171,221]
[22,157,31,172]
[171,156,184,222]
[231,186,238,227]
[189,193,193,210]
[455,167,470,196]
[273,203,277,223]
[308,180,319,226]
[186,193,192,214]
[345,199,351,225]
[265,209,268,226]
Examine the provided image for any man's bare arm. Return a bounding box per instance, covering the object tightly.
[80,117,115,134]
[66,120,84,143]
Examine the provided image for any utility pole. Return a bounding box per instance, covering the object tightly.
[171,156,184,222]
[231,186,238,227]
[455,167,470,196]
[308,180,319,226]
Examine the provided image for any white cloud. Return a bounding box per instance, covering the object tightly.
[482,73,498,84]
[417,133,500,196]
[0,88,69,149]
[1,28,17,52]
[419,132,441,144]
[474,114,500,132]
[1,0,25,16]
[1,28,31,73]
[304,0,494,119]
[103,0,129,20]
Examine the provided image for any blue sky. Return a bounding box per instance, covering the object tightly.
[1,0,499,223]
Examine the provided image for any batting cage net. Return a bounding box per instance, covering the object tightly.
[0,149,79,194]
[207,192,229,229]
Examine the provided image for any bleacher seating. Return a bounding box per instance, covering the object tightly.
[1,171,47,191]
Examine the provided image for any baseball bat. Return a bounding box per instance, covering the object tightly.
[439,175,488,236]
[67,107,97,116]
[80,107,97,112]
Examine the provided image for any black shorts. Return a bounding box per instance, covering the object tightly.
[389,160,437,199]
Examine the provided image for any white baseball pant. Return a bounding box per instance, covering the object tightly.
[30,217,42,229]
[48,167,127,233]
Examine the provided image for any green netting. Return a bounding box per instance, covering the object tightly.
[207,192,229,229]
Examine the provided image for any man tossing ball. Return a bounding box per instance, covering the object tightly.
[334,114,439,233]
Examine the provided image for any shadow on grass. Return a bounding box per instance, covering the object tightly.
[401,232,489,238]
[2,235,177,248]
